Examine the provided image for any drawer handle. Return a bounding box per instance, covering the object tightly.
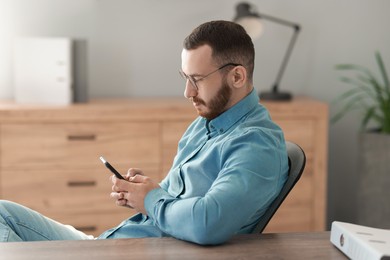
[67,134,96,141]
[67,181,97,187]
[75,226,97,232]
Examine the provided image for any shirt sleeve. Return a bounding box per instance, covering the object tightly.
[144,129,288,245]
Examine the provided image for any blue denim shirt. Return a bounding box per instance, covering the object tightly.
[99,89,288,245]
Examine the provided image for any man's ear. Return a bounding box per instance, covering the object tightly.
[230,66,247,89]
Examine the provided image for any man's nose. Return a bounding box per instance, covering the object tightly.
[184,81,197,99]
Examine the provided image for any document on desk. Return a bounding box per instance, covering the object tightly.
[330,221,390,260]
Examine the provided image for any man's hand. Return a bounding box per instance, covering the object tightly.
[110,168,160,215]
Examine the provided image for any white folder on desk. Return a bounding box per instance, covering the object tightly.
[330,221,390,260]
[13,37,73,105]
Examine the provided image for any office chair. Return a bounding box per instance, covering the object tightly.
[252,141,306,233]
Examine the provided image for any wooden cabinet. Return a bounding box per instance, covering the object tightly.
[0,97,328,236]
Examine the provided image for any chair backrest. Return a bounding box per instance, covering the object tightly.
[252,141,306,233]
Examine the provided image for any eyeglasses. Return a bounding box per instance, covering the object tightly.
[179,63,242,90]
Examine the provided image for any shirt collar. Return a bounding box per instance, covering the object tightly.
[204,89,259,136]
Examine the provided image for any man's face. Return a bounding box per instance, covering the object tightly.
[181,45,232,120]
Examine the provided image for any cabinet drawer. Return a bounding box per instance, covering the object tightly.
[1,165,160,213]
[274,119,314,154]
[0,122,160,170]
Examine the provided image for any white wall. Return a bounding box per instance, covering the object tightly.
[1,0,390,229]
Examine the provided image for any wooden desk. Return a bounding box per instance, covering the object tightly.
[0,232,345,259]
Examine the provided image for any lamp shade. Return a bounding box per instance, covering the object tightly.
[234,3,263,39]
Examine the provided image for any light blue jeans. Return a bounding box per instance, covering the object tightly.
[0,200,166,242]
[0,200,93,242]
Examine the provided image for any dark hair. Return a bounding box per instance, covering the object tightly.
[183,20,255,82]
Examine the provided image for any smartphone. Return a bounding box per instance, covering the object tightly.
[99,156,125,180]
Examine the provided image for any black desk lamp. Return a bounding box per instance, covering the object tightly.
[234,2,301,101]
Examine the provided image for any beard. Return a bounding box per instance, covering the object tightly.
[191,77,232,120]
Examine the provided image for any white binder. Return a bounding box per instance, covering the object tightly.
[13,37,73,105]
[330,221,390,260]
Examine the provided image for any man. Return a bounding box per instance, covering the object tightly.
[0,20,288,245]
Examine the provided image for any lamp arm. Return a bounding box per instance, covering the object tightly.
[257,12,299,28]
[271,25,300,93]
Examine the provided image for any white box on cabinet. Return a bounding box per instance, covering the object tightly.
[13,38,73,105]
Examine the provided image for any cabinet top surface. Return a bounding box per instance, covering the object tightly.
[0,96,328,123]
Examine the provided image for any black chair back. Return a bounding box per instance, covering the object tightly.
[252,141,306,233]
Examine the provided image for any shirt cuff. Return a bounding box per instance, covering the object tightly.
[144,188,172,219]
